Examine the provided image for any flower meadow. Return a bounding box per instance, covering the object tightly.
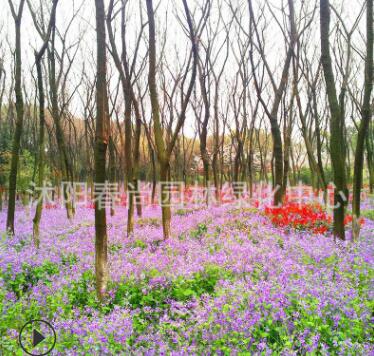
[0,199,373,355]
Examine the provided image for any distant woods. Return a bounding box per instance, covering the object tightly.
[0,0,372,247]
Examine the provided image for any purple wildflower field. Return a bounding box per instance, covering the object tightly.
[0,201,373,355]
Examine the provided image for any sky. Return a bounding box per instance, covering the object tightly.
[0,0,368,139]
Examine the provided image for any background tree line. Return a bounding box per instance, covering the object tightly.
[0,0,372,296]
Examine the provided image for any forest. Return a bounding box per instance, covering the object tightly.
[0,0,373,354]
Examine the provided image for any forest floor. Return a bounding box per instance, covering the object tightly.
[0,197,373,355]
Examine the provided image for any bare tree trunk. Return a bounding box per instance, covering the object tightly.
[212,94,220,200]
[146,0,170,238]
[6,0,26,235]
[367,129,374,193]
[33,55,45,247]
[124,93,134,234]
[197,61,210,196]
[282,96,293,192]
[146,0,199,239]
[312,85,327,197]
[289,142,297,186]
[150,145,157,204]
[107,0,146,233]
[247,127,255,197]
[31,0,59,248]
[134,113,142,217]
[0,63,5,212]
[94,0,109,301]
[248,0,296,206]
[109,136,116,216]
[352,0,373,239]
[320,0,347,240]
[294,69,327,196]
[160,162,171,239]
[48,28,74,220]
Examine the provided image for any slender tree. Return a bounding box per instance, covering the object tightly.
[352,0,373,238]
[28,0,59,247]
[320,0,347,240]
[6,0,26,234]
[367,125,374,193]
[106,0,147,234]
[146,0,199,239]
[248,0,296,205]
[0,58,6,211]
[94,0,109,300]
[47,3,83,220]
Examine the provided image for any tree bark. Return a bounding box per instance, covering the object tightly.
[367,129,374,193]
[6,0,26,235]
[94,0,109,301]
[198,61,210,194]
[48,27,74,219]
[146,0,198,239]
[146,0,170,238]
[31,0,59,248]
[320,0,347,240]
[248,0,296,206]
[109,136,116,217]
[352,0,373,240]
[352,0,373,219]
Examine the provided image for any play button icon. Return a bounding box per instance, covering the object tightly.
[32,329,45,347]
[19,320,56,355]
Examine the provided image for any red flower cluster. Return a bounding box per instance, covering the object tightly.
[264,203,365,234]
[343,214,365,226]
[45,203,58,209]
[264,203,332,234]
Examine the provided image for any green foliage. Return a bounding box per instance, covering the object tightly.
[361,209,374,220]
[67,270,99,310]
[113,265,227,311]
[298,166,334,186]
[297,167,313,185]
[224,218,251,232]
[0,127,12,186]
[250,263,269,282]
[190,223,208,239]
[61,253,79,266]
[123,265,230,335]
[109,243,123,253]
[0,254,372,355]
[2,261,59,299]
[200,258,373,354]
[277,237,284,249]
[137,217,160,227]
[0,148,35,190]
[130,239,147,250]
[17,150,35,191]
[175,208,196,216]
[171,265,227,302]
[279,293,371,353]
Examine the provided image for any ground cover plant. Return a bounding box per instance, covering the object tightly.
[0,198,373,355]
